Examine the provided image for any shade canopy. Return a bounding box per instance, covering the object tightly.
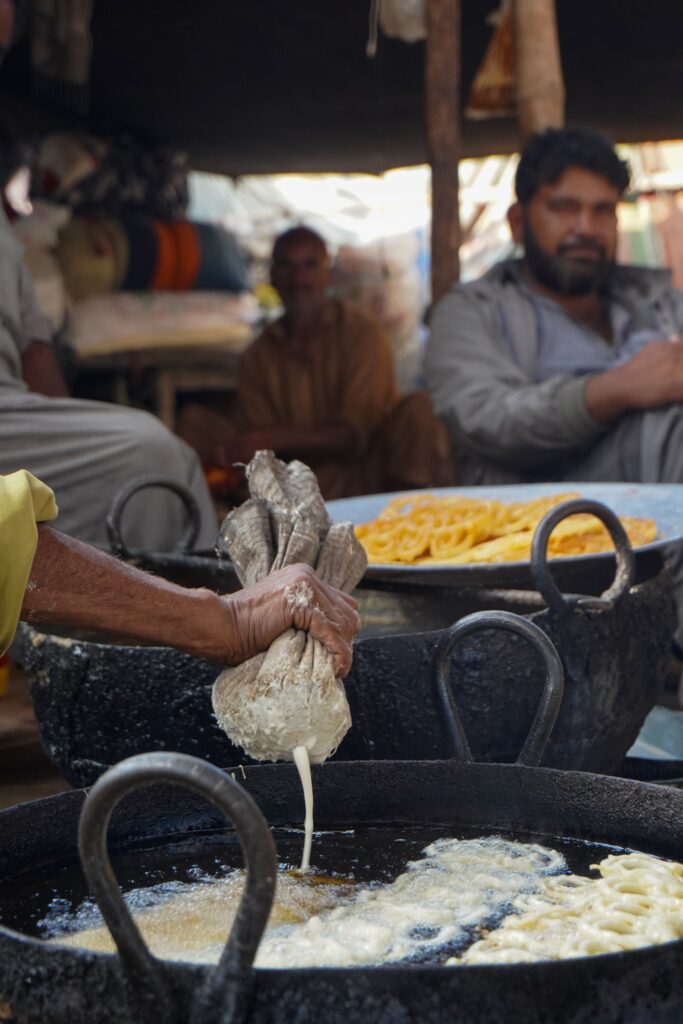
[0,0,681,175]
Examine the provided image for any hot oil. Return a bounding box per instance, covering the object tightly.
[0,826,634,968]
[43,869,356,964]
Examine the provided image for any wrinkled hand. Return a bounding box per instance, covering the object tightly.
[586,337,683,424]
[222,564,361,675]
[618,338,683,408]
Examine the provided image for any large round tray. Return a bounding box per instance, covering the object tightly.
[327,481,683,587]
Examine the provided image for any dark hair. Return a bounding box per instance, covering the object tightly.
[515,127,630,205]
[272,225,327,261]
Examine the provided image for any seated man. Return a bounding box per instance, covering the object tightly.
[425,126,683,656]
[426,126,683,489]
[178,226,451,500]
[0,208,219,552]
[0,0,216,554]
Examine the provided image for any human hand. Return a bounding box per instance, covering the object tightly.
[221,564,361,675]
[22,532,359,673]
[618,338,683,408]
[586,338,683,423]
[21,340,70,398]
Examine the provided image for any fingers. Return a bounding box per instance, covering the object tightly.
[339,590,360,612]
[233,564,361,672]
[298,604,355,677]
[283,564,361,641]
[308,583,361,644]
[279,564,361,674]
[225,563,361,669]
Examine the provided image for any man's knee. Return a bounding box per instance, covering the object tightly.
[112,407,199,474]
[385,390,449,453]
[388,390,435,427]
[381,391,456,486]
[638,404,683,483]
[175,403,236,465]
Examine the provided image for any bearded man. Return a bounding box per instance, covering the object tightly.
[426,126,683,665]
[426,126,683,491]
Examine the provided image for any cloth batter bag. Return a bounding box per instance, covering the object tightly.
[212,451,367,764]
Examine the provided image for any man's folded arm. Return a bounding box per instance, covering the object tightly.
[426,289,605,471]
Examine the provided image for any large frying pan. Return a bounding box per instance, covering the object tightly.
[1,612,681,1024]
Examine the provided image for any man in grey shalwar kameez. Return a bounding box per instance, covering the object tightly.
[0,211,218,552]
[426,127,683,650]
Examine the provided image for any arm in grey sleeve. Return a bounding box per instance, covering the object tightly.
[664,285,683,334]
[425,287,606,472]
[18,259,53,349]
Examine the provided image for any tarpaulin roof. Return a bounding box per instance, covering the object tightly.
[1,0,682,175]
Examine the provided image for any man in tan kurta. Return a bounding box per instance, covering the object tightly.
[178,227,450,500]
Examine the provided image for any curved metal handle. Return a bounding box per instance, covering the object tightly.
[78,752,277,1024]
[434,610,565,767]
[106,475,201,557]
[530,498,635,617]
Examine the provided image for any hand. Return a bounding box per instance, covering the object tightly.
[21,340,70,397]
[221,564,361,675]
[620,338,683,408]
[22,530,360,673]
[586,338,683,424]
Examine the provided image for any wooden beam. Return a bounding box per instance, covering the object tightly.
[512,0,565,140]
[425,0,461,303]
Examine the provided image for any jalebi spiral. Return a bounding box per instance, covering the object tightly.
[355,492,657,565]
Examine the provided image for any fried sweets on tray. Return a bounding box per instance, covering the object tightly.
[355,492,657,566]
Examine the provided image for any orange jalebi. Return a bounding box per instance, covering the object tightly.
[354,493,657,566]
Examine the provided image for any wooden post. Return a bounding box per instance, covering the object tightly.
[511,0,565,140]
[425,0,461,303]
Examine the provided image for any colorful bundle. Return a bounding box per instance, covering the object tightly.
[56,214,249,300]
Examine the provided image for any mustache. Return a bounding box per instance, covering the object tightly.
[557,238,607,259]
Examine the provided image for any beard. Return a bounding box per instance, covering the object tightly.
[523,222,614,297]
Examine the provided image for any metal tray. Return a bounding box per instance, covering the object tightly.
[327,481,683,586]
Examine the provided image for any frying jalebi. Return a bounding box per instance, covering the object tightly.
[354,493,658,566]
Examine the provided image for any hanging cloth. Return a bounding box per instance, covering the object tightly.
[367,0,426,57]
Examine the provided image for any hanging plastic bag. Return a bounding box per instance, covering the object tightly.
[465,0,516,121]
[367,0,426,57]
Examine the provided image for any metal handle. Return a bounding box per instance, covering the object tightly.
[434,610,565,767]
[530,498,635,617]
[106,475,201,557]
[78,752,276,1024]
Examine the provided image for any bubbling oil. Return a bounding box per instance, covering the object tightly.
[46,837,568,967]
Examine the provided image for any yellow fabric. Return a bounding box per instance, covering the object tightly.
[0,471,58,654]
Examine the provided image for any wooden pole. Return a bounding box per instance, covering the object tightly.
[425,0,461,303]
[511,0,565,140]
